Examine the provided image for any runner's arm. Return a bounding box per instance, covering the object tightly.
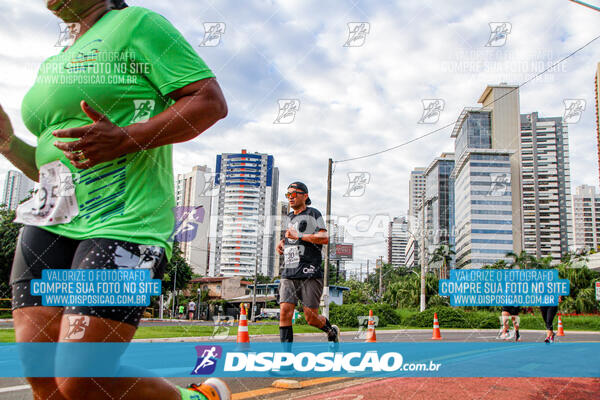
[122,78,227,151]
[300,229,328,245]
[0,105,38,181]
[52,78,227,168]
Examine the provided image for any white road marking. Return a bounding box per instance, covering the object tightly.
[0,385,31,393]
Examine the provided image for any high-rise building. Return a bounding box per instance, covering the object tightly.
[273,200,289,277]
[174,165,213,275]
[388,217,409,266]
[572,185,600,252]
[406,167,426,267]
[423,153,455,256]
[595,63,600,187]
[452,111,515,268]
[520,112,572,262]
[478,85,524,251]
[408,168,426,218]
[211,150,279,278]
[2,170,34,210]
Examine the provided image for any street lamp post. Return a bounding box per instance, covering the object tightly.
[197,288,202,320]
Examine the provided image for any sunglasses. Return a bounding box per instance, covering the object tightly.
[285,191,305,199]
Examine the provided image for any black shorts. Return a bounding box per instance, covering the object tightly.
[10,225,166,327]
[278,278,323,309]
[501,306,520,315]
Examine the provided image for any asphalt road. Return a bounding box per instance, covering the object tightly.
[0,329,598,399]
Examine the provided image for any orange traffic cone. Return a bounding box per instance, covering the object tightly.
[365,309,377,343]
[431,312,442,340]
[557,314,565,336]
[237,304,250,347]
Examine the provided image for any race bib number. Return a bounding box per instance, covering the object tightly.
[284,245,300,268]
[15,161,79,226]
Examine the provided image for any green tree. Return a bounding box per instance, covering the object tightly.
[430,244,455,279]
[342,279,372,304]
[0,207,21,299]
[161,243,193,295]
[383,271,439,309]
[245,273,271,284]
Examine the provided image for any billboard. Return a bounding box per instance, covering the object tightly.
[331,243,353,260]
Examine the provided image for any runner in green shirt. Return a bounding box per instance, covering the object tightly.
[1,1,229,399]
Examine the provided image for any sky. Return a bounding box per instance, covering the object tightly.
[0,0,599,276]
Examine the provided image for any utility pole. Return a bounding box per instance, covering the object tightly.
[360,263,363,282]
[251,256,258,322]
[171,262,178,319]
[323,158,333,318]
[420,194,426,312]
[366,259,369,280]
[378,256,383,297]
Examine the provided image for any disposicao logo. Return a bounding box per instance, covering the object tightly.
[224,351,404,373]
[191,345,222,375]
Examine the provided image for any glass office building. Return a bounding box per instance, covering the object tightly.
[451,109,514,268]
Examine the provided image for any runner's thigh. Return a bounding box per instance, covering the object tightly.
[63,238,167,329]
[299,278,323,309]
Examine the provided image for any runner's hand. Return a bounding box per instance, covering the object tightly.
[0,104,15,154]
[276,239,285,255]
[285,227,300,241]
[53,100,132,169]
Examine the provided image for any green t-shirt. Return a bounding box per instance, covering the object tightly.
[21,7,216,260]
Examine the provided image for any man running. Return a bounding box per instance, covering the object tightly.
[276,182,339,352]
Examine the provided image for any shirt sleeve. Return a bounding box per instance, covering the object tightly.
[129,8,216,96]
[312,209,327,232]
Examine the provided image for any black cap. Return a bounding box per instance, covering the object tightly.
[288,182,311,205]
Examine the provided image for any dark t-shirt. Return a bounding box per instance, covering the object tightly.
[281,207,327,279]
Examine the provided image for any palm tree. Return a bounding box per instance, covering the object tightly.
[430,244,456,279]
[506,250,536,269]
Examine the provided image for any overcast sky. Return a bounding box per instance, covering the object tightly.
[0,0,599,275]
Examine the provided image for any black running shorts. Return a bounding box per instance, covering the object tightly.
[501,306,520,315]
[10,225,166,327]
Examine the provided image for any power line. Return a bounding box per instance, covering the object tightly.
[334,32,600,164]
[568,0,600,12]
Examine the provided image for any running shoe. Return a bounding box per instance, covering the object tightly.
[549,333,555,343]
[544,336,550,343]
[328,324,340,352]
[187,378,231,400]
[328,325,340,343]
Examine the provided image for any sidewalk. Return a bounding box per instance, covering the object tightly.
[132,328,600,342]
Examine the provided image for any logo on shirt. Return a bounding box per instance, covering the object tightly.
[192,345,222,375]
[131,100,156,123]
[485,22,511,47]
[344,22,370,47]
[199,22,226,47]
[169,206,206,242]
[274,99,300,124]
[64,39,102,72]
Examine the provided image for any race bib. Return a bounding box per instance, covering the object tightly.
[284,245,300,268]
[15,161,79,226]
